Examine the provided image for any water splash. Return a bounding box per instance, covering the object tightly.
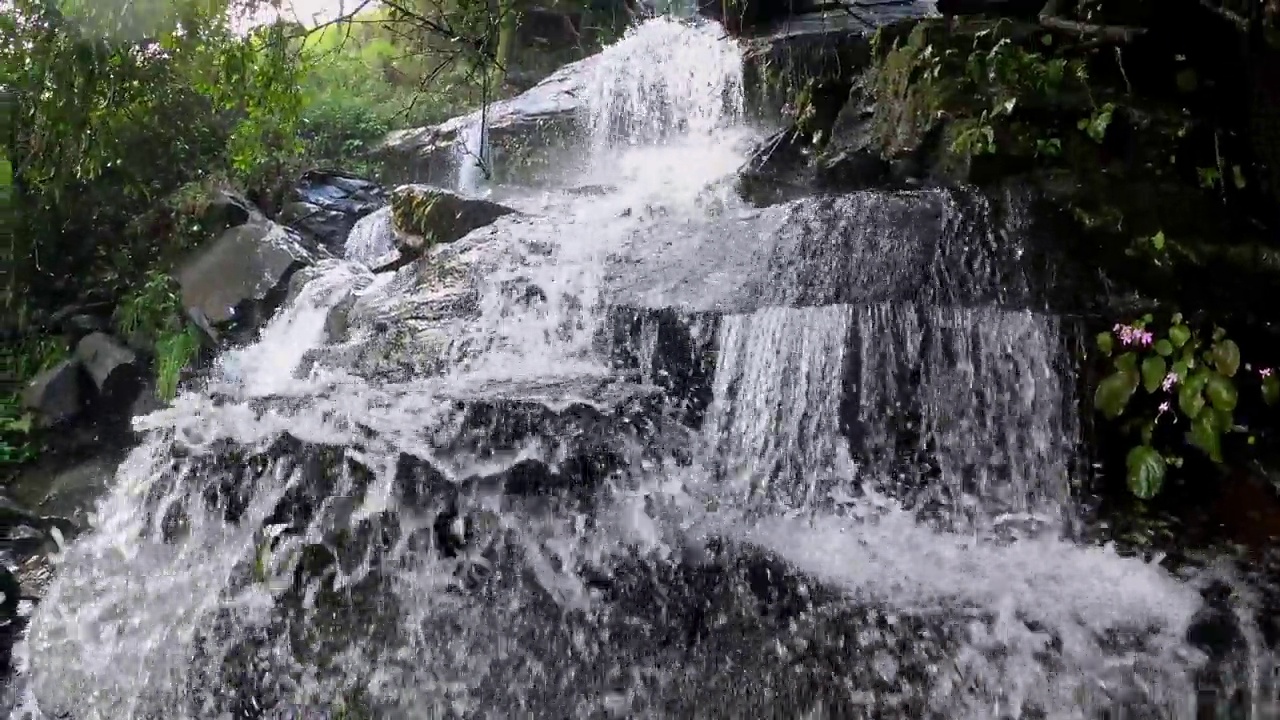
[585,17,744,152]
[216,260,372,397]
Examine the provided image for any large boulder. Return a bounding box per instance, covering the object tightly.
[278,170,387,255]
[388,185,518,257]
[176,218,315,343]
[374,57,593,187]
[19,361,84,427]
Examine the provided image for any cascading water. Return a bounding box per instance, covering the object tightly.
[453,119,490,196]
[15,16,1277,720]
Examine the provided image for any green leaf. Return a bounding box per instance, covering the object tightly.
[1154,339,1173,357]
[1095,331,1114,356]
[1205,373,1238,412]
[1264,375,1280,406]
[1125,445,1166,499]
[1169,324,1192,349]
[1187,413,1223,463]
[1178,381,1206,420]
[1095,368,1139,419]
[1150,231,1166,251]
[1210,339,1241,377]
[1172,358,1190,381]
[1114,352,1139,373]
[1141,356,1167,393]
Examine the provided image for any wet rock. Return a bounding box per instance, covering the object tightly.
[389,184,518,255]
[375,57,592,187]
[281,170,387,254]
[74,332,143,412]
[176,218,315,342]
[20,360,84,427]
[695,0,825,36]
[607,187,1087,314]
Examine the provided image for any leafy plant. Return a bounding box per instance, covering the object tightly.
[0,394,39,466]
[115,271,201,400]
[1093,313,1274,499]
[1078,102,1114,143]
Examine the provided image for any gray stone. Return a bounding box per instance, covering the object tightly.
[176,218,315,341]
[74,332,143,409]
[374,57,593,187]
[19,360,84,426]
[389,184,519,255]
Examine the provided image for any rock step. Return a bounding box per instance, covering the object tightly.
[177,377,685,536]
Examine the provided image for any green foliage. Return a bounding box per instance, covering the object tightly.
[0,394,39,467]
[115,270,201,399]
[1092,313,1275,498]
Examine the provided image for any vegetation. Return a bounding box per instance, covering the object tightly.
[2,0,621,471]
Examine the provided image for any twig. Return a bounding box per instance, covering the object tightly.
[1038,0,1147,43]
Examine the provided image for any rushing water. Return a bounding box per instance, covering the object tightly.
[15,16,1277,720]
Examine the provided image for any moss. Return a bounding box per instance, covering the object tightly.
[389,185,442,246]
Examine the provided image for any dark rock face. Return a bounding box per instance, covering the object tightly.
[74,333,143,415]
[389,185,519,257]
[280,170,387,254]
[608,188,1091,315]
[20,361,84,427]
[176,218,315,342]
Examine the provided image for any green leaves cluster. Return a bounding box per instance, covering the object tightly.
[1094,313,1276,499]
[115,270,202,400]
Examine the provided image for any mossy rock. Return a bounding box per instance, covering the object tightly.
[388,185,517,255]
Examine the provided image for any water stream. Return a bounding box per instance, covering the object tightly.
[14,16,1277,720]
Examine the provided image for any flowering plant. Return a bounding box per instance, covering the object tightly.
[1093,313,1278,499]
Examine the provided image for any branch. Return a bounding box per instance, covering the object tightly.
[1038,0,1147,43]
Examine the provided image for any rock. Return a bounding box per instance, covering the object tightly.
[20,361,84,427]
[737,4,931,120]
[389,185,518,255]
[176,218,315,342]
[198,189,258,236]
[374,57,592,187]
[606,188,1086,314]
[933,0,1045,17]
[696,0,824,36]
[74,333,143,411]
[282,170,387,254]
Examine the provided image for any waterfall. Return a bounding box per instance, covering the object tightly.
[342,207,394,265]
[16,16,1276,720]
[453,118,490,196]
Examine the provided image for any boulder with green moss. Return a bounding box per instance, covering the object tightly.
[389,184,517,256]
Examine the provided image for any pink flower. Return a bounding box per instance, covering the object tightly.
[1261,368,1274,378]
[1161,372,1177,391]
[1112,323,1154,348]
[1156,401,1172,420]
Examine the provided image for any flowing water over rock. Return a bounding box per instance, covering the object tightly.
[14,17,1279,720]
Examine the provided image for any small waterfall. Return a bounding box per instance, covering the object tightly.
[585,17,744,150]
[853,303,1076,528]
[453,118,490,196]
[342,207,394,265]
[703,305,855,509]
